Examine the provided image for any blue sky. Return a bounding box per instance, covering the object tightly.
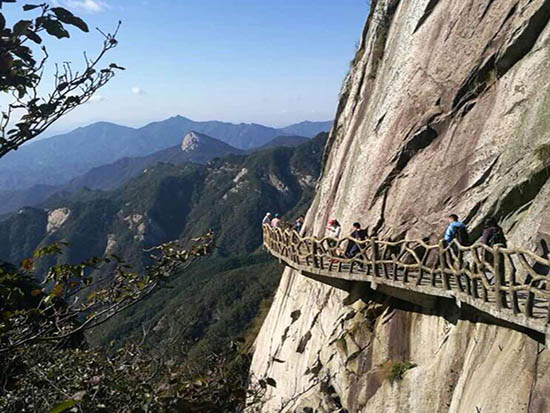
[3,0,369,131]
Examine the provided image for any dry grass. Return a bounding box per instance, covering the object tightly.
[377,360,417,383]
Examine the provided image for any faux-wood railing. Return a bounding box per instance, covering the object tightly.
[263,225,550,337]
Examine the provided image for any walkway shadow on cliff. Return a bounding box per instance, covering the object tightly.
[301,271,544,345]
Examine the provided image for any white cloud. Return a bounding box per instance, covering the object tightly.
[88,94,105,103]
[131,87,145,95]
[64,0,108,13]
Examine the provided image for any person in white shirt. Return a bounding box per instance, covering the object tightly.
[326,219,342,258]
[262,212,272,226]
[327,219,341,238]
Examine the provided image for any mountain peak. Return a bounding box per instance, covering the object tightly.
[180,130,226,152]
[170,115,193,121]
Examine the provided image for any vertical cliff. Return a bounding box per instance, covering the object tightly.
[250,0,550,412]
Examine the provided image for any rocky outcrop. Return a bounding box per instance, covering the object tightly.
[180,131,204,152]
[250,0,550,412]
[46,208,71,234]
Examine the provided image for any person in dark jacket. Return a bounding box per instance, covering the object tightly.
[346,222,367,258]
[481,217,507,247]
[294,215,305,233]
[480,217,506,285]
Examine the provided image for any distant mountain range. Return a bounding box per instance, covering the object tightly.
[0,130,315,215]
[0,116,331,190]
[278,120,334,137]
[65,131,244,191]
[258,135,310,150]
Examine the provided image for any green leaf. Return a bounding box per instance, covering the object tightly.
[23,4,41,11]
[38,103,56,115]
[68,16,89,33]
[34,243,65,257]
[51,8,89,32]
[13,20,32,36]
[42,19,70,39]
[48,400,79,413]
[109,63,126,70]
[266,377,277,388]
[51,7,74,20]
[0,13,6,31]
[25,29,42,44]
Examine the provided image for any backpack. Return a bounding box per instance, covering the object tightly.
[455,224,470,246]
[487,228,507,247]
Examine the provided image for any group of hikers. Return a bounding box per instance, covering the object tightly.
[444,214,507,248]
[262,212,550,289]
[263,211,508,254]
[262,212,305,233]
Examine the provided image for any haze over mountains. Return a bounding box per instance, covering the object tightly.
[0,126,328,216]
[0,116,331,190]
[65,131,244,191]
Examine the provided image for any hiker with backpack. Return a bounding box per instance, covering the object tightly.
[443,214,470,269]
[345,222,368,258]
[480,217,507,284]
[443,214,470,247]
[481,217,507,248]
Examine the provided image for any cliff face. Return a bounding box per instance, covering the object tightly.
[250,1,550,412]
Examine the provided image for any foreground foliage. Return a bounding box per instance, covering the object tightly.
[0,1,122,158]
[0,233,227,411]
[2,335,256,412]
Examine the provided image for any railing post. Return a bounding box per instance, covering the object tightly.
[524,290,535,317]
[416,247,428,285]
[392,254,398,281]
[371,238,380,279]
[439,240,450,290]
[312,241,319,269]
[493,246,505,311]
[506,255,520,314]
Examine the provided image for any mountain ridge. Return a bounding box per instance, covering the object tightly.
[0,131,317,215]
[0,117,331,191]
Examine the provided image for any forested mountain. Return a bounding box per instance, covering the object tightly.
[0,131,315,215]
[278,120,333,137]
[0,116,331,190]
[65,131,244,191]
[0,134,327,367]
[257,135,310,150]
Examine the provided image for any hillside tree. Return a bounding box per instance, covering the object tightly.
[0,1,123,158]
